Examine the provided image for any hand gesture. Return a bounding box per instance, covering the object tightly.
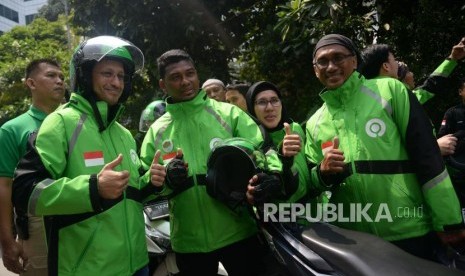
[282,122,302,157]
[2,239,28,274]
[437,134,457,156]
[320,137,345,175]
[246,173,281,205]
[449,37,465,61]
[165,148,189,191]
[150,150,166,187]
[97,154,129,199]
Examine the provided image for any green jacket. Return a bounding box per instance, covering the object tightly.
[413,59,458,104]
[305,72,463,241]
[140,90,281,253]
[269,122,310,203]
[13,93,148,276]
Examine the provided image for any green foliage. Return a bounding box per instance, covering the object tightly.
[240,0,465,124]
[38,0,66,21]
[2,0,465,130]
[69,0,252,84]
[68,0,256,131]
[0,16,74,126]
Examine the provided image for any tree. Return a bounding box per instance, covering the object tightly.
[0,16,74,126]
[38,0,66,21]
[68,0,256,131]
[244,0,465,124]
[6,1,463,128]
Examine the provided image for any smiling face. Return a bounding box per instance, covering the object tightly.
[313,44,357,89]
[159,60,199,103]
[91,59,125,106]
[253,90,282,129]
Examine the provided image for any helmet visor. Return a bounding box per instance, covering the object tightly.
[81,36,144,72]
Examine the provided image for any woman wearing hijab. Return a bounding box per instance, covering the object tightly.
[245,81,311,204]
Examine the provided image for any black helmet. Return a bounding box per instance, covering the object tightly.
[206,138,267,210]
[70,35,144,103]
[139,100,166,132]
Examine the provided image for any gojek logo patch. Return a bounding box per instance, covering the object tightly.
[84,151,104,167]
[365,118,386,138]
[162,139,173,153]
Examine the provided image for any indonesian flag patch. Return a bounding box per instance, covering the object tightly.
[84,151,104,167]
[162,152,177,165]
[321,141,333,155]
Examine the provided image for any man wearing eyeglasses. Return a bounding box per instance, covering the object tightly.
[305,34,465,263]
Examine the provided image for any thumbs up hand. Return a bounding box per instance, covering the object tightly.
[282,122,302,157]
[150,150,166,187]
[97,154,130,199]
[320,137,345,175]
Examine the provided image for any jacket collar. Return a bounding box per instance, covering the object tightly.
[166,89,208,117]
[68,93,124,127]
[319,71,364,107]
[28,105,48,122]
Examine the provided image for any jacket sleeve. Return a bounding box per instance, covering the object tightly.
[12,114,99,216]
[414,59,458,104]
[392,83,463,231]
[437,107,455,138]
[139,123,171,200]
[304,108,339,192]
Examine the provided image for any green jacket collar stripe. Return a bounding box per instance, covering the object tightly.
[68,114,87,156]
[360,86,393,115]
[204,106,232,134]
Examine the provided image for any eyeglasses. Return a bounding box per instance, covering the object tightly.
[313,54,354,69]
[255,98,281,108]
[98,71,129,82]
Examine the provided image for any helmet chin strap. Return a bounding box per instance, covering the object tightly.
[88,93,107,133]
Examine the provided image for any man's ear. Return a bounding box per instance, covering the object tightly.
[381,62,389,73]
[314,65,320,78]
[159,79,166,91]
[25,78,35,90]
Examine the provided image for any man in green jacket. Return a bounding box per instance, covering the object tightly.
[12,36,155,276]
[140,49,282,275]
[359,38,465,157]
[0,59,65,275]
[305,34,464,262]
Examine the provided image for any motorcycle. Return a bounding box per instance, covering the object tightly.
[144,200,228,276]
[255,208,465,276]
[203,139,465,276]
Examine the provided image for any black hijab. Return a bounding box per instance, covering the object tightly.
[246,81,292,132]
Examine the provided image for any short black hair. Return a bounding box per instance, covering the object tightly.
[157,49,194,79]
[225,83,249,97]
[359,44,393,79]
[25,58,61,79]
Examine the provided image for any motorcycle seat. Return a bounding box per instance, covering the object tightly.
[300,222,463,276]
